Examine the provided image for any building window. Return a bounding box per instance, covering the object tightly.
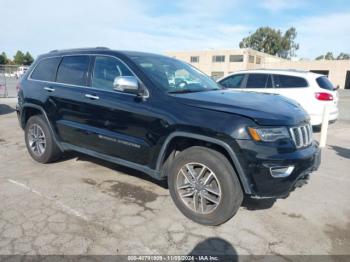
[248,55,255,63]
[212,55,225,63]
[256,57,262,64]
[211,71,224,80]
[229,55,244,62]
[190,56,199,63]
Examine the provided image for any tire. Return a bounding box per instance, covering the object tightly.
[168,146,243,226]
[25,115,62,163]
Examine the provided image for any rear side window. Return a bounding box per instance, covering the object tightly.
[30,57,61,81]
[219,74,245,88]
[273,74,308,88]
[246,74,269,88]
[316,76,334,90]
[92,56,133,91]
[56,56,90,86]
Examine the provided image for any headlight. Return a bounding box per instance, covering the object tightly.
[248,127,290,142]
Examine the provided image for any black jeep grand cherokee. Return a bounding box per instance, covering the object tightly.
[17,48,320,225]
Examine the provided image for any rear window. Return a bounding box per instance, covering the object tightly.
[316,76,334,90]
[246,74,269,88]
[30,57,61,82]
[56,56,90,86]
[273,74,308,88]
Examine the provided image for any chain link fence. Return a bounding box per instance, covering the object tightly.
[0,65,27,97]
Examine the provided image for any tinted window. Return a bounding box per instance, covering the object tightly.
[273,74,308,88]
[92,56,133,91]
[246,74,269,88]
[220,74,245,88]
[30,57,61,81]
[316,76,334,90]
[56,56,90,86]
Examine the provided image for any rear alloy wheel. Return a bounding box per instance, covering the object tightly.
[168,146,243,225]
[28,123,46,157]
[25,115,62,163]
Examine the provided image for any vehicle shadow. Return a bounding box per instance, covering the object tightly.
[61,151,168,189]
[186,237,238,261]
[329,145,350,159]
[0,104,15,115]
[241,197,277,210]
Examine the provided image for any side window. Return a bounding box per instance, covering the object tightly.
[246,74,269,88]
[56,56,90,86]
[92,56,133,91]
[273,74,308,88]
[219,74,245,88]
[30,57,61,82]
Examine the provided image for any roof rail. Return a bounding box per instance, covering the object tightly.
[49,47,110,53]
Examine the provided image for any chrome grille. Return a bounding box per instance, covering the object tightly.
[290,124,313,148]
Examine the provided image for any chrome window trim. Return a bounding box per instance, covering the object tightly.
[28,53,150,98]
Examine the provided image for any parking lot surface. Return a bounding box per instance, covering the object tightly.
[0,92,349,256]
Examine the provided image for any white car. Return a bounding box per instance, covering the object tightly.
[218,69,339,127]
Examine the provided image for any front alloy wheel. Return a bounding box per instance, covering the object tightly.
[168,146,243,226]
[176,163,222,214]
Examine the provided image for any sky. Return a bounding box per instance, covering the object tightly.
[1,0,350,59]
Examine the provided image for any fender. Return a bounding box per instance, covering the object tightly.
[21,103,64,152]
[156,131,252,194]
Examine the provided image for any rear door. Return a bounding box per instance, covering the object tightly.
[26,56,62,117]
[48,55,94,148]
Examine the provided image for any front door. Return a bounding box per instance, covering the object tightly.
[66,55,164,166]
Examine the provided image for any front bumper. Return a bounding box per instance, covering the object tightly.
[235,140,321,198]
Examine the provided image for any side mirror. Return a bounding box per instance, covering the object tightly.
[113,76,139,94]
[334,85,340,91]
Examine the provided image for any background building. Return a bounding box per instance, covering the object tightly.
[166,48,350,89]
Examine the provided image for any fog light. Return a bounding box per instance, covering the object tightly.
[270,166,295,178]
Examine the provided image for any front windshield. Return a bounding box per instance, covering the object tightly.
[130,55,222,93]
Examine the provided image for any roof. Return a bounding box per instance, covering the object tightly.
[43,47,166,59]
[229,68,324,77]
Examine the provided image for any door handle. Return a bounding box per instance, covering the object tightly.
[85,94,99,100]
[43,87,55,92]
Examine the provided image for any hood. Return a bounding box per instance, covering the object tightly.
[173,90,309,126]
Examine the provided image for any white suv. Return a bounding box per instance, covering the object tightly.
[218,69,339,127]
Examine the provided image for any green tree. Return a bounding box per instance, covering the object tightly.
[0,52,9,64]
[23,52,34,65]
[13,50,25,65]
[315,55,325,60]
[337,52,350,60]
[324,52,335,60]
[239,27,299,59]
